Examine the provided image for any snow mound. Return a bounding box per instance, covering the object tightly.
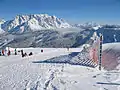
[102,43,120,70]
[33,46,97,68]
[31,43,120,71]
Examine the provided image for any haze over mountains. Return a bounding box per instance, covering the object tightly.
[0,14,120,48]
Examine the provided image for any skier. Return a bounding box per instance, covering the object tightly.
[2,49,5,56]
[7,50,11,56]
[5,49,7,56]
[29,52,33,56]
[41,49,43,53]
[24,52,27,57]
[21,50,27,57]
[0,50,1,56]
[21,50,24,57]
[15,48,17,55]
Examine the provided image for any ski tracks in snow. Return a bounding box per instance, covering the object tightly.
[43,64,64,90]
[24,63,64,90]
[44,70,56,90]
[94,71,120,90]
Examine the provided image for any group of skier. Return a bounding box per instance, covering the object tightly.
[0,48,46,58]
[0,48,34,58]
[19,50,34,57]
[0,48,17,56]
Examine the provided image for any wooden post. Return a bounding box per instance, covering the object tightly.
[99,34,103,70]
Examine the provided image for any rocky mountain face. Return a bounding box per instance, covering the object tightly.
[0,19,5,34]
[0,29,94,48]
[0,14,120,48]
[1,14,71,34]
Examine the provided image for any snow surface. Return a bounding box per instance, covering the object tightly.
[0,28,5,34]
[0,46,120,90]
[102,43,120,53]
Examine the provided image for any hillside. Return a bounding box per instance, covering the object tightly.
[0,47,120,90]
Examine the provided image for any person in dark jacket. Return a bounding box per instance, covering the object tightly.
[15,49,17,55]
[41,49,43,53]
[21,50,24,57]
[2,49,4,56]
[7,50,11,56]
[0,50,1,56]
[29,52,33,56]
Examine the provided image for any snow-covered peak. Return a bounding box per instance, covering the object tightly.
[27,18,44,30]
[92,26,101,30]
[90,32,98,40]
[0,19,5,34]
[0,28,5,34]
[74,22,101,30]
[1,14,71,33]
[0,19,5,24]
[83,22,98,26]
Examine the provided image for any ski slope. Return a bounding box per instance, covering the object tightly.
[0,45,120,90]
[102,43,120,70]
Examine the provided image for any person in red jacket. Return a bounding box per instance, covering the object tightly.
[2,49,5,56]
[7,50,11,56]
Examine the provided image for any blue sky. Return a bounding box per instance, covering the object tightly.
[0,0,120,24]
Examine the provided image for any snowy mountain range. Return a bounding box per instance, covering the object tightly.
[1,14,71,34]
[74,22,102,30]
[1,14,120,34]
[0,14,120,48]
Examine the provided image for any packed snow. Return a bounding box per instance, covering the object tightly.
[0,28,5,34]
[0,44,120,90]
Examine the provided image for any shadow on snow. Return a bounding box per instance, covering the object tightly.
[96,82,120,85]
[32,52,96,68]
